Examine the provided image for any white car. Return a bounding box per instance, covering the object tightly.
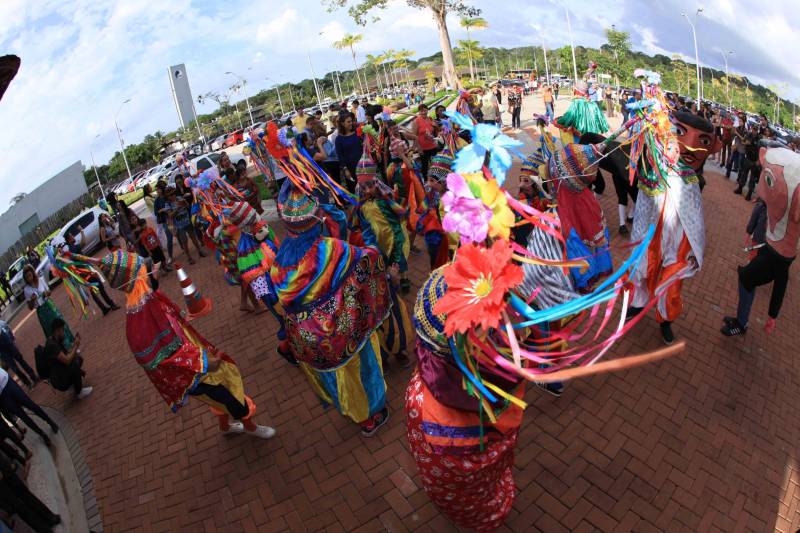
[8,253,52,304]
[210,135,226,151]
[50,206,107,256]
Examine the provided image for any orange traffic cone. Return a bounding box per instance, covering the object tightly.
[174,263,212,321]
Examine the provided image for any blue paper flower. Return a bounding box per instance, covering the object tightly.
[445,112,523,185]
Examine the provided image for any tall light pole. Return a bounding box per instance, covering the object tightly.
[89,133,105,198]
[307,52,323,109]
[719,49,733,111]
[681,8,703,104]
[265,77,285,116]
[225,71,254,126]
[564,6,579,83]
[114,98,133,181]
[541,38,550,86]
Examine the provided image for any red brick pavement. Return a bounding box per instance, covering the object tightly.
[12,159,800,532]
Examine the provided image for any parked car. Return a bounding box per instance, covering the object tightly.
[50,206,107,257]
[223,129,244,147]
[185,151,246,175]
[210,135,226,151]
[8,252,52,304]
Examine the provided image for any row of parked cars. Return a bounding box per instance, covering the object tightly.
[110,127,257,196]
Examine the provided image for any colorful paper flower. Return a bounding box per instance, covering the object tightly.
[462,173,515,241]
[441,173,492,244]
[446,114,523,185]
[434,239,524,336]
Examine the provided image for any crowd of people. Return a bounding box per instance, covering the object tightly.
[2,60,800,531]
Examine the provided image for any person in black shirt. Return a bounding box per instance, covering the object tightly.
[734,125,762,200]
[39,318,92,400]
[153,181,174,264]
[0,270,10,309]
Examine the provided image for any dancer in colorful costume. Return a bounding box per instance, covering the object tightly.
[555,62,609,142]
[535,121,613,290]
[353,159,413,368]
[722,146,800,336]
[271,180,393,436]
[60,249,275,438]
[408,108,686,531]
[626,87,721,344]
[417,148,453,270]
[190,169,291,364]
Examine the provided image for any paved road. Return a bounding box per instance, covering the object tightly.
[11,92,800,532]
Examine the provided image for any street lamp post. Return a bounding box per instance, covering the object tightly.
[225,71,254,126]
[307,53,324,109]
[681,8,704,104]
[492,50,500,79]
[89,133,105,198]
[541,38,550,86]
[114,98,133,181]
[564,6,580,84]
[719,50,733,111]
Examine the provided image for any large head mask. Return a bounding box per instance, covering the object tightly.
[672,111,722,171]
[756,147,800,258]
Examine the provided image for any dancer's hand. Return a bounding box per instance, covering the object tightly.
[764,317,776,335]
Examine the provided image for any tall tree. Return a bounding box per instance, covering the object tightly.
[604,27,631,65]
[455,40,483,79]
[460,16,487,80]
[365,53,384,91]
[333,33,366,95]
[325,0,480,89]
[393,49,415,86]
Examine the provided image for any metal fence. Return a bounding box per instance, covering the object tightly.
[0,191,102,272]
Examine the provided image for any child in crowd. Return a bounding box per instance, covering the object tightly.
[136,218,172,279]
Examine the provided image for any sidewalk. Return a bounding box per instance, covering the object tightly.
[9,93,800,532]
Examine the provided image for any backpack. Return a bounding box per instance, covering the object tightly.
[34,345,50,380]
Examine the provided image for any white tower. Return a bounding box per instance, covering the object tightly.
[167,64,199,129]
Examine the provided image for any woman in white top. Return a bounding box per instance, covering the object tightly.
[23,264,75,348]
[99,213,121,251]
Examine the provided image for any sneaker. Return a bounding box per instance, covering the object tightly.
[222,422,244,435]
[77,386,93,400]
[618,225,629,235]
[361,408,389,437]
[721,319,747,337]
[745,193,752,202]
[535,380,564,397]
[733,187,742,195]
[625,306,644,322]
[626,216,634,224]
[247,425,276,439]
[660,322,675,345]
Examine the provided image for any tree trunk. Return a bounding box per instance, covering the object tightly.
[351,48,365,95]
[431,7,460,89]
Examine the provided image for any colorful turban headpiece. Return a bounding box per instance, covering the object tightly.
[276,180,319,235]
[413,267,449,354]
[356,153,378,185]
[100,250,144,293]
[428,148,454,182]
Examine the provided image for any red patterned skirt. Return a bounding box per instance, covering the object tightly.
[404,374,518,532]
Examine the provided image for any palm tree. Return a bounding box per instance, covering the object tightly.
[383,49,398,89]
[365,53,383,92]
[460,17,488,80]
[393,49,415,87]
[456,40,483,81]
[333,33,366,95]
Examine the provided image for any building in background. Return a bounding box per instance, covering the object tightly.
[167,63,199,130]
[0,161,87,254]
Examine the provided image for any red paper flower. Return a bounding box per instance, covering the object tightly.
[266,122,289,159]
[433,239,524,336]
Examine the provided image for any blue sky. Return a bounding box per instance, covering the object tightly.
[1,0,799,212]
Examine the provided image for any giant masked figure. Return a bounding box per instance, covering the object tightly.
[628,110,721,344]
[722,147,800,336]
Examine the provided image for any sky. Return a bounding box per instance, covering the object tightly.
[1,0,799,212]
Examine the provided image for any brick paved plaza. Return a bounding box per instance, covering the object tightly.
[12,109,800,532]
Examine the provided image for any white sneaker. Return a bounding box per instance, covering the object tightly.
[222,422,244,435]
[76,386,93,400]
[247,425,276,439]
